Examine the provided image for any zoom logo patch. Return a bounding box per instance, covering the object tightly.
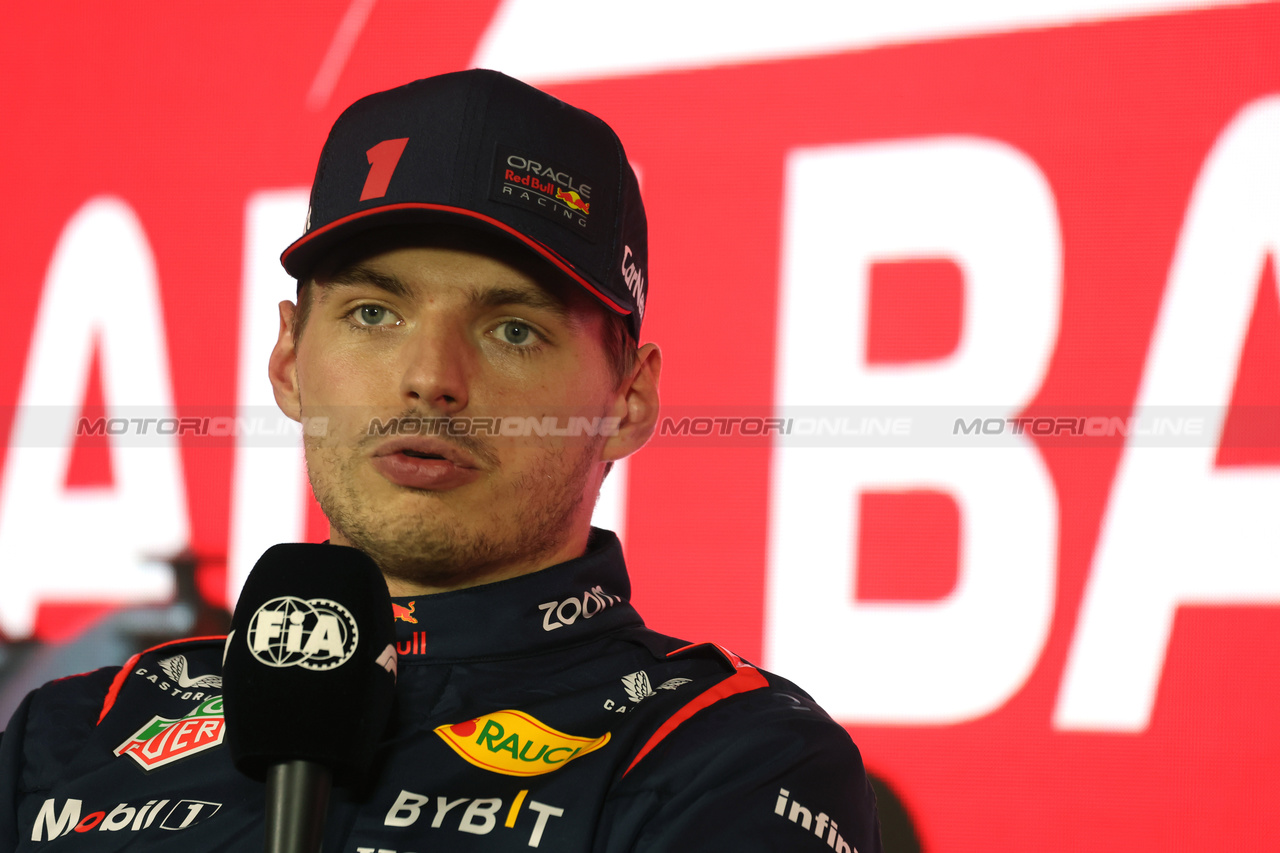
[247,596,358,670]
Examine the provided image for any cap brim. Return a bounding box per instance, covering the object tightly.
[280,203,632,318]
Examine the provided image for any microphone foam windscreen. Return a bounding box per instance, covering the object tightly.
[223,543,397,784]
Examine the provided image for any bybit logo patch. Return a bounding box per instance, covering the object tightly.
[435,710,610,777]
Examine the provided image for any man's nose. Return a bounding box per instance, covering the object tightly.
[398,324,472,414]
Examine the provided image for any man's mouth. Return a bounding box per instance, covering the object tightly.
[371,437,484,491]
[400,450,446,460]
[373,437,477,468]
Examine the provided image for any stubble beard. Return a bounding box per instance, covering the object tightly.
[304,425,603,591]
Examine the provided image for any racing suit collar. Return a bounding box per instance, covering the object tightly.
[387,527,643,662]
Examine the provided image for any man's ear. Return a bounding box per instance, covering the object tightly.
[268,300,302,423]
[602,342,662,463]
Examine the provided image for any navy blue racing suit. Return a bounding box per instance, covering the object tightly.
[0,530,882,851]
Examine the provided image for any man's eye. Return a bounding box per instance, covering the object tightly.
[495,320,536,345]
[354,305,400,326]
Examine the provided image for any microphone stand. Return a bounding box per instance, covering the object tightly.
[265,760,333,853]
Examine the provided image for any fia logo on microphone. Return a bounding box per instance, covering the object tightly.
[246,597,359,670]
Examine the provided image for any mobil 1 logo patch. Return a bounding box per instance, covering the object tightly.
[32,798,222,841]
[490,144,602,242]
[247,596,358,670]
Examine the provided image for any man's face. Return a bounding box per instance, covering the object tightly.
[269,230,650,594]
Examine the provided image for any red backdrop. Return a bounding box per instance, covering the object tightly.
[2,2,1278,849]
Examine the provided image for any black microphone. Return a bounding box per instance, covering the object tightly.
[223,544,398,853]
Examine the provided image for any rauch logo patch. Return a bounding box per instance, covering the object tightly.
[435,710,610,777]
[114,696,225,770]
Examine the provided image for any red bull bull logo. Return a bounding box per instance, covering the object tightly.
[554,187,590,215]
[392,601,417,624]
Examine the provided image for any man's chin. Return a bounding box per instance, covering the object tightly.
[310,440,598,591]
[336,516,486,575]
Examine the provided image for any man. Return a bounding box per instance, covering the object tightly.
[0,69,881,851]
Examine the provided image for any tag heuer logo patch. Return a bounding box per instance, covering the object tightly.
[115,697,225,770]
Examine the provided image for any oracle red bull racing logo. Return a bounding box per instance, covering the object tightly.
[492,146,596,237]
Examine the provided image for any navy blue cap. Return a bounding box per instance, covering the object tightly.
[281,69,648,337]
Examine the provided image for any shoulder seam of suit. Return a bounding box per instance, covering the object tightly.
[621,643,769,777]
[96,634,228,725]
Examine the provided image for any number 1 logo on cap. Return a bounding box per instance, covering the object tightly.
[360,137,409,201]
